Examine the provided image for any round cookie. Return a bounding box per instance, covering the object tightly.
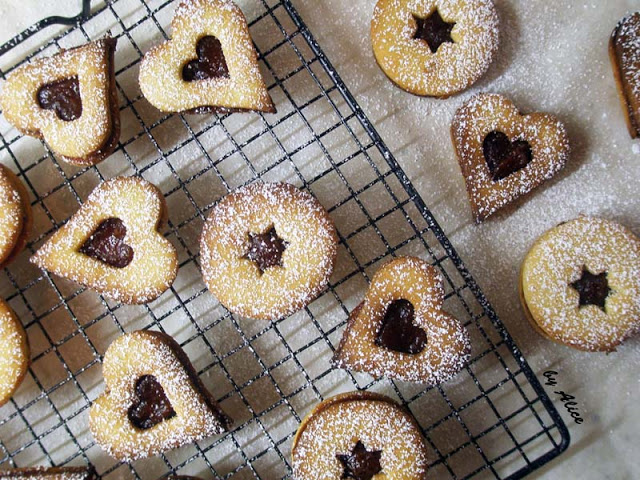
[372,0,499,97]
[520,216,640,352]
[0,298,29,407]
[0,165,32,268]
[200,182,338,320]
[292,391,428,480]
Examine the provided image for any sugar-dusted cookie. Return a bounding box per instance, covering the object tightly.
[292,391,428,480]
[333,256,470,385]
[0,38,119,166]
[200,182,338,320]
[0,298,29,407]
[0,467,95,480]
[30,177,178,304]
[371,0,499,97]
[520,216,640,352]
[451,93,570,222]
[610,12,640,138]
[89,330,230,461]
[0,165,32,268]
[139,0,275,114]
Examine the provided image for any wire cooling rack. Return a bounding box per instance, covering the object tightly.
[0,0,570,478]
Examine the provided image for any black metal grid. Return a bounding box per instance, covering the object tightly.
[0,0,570,478]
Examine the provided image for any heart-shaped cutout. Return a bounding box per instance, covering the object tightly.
[37,76,82,122]
[182,35,229,82]
[79,217,134,268]
[139,0,275,114]
[451,93,570,222]
[89,330,230,461]
[0,38,120,166]
[333,256,470,385]
[31,177,178,304]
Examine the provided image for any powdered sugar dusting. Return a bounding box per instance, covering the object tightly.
[0,299,28,407]
[521,216,640,352]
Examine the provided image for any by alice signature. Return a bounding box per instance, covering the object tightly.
[543,370,584,425]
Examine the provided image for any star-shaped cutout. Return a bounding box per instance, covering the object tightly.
[336,441,383,480]
[570,267,611,311]
[413,9,456,53]
[243,227,288,274]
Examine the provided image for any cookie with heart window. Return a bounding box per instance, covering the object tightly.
[371,0,499,97]
[139,0,275,114]
[333,256,470,385]
[89,330,230,461]
[610,12,640,138]
[30,176,178,304]
[200,182,338,320]
[0,38,119,166]
[291,391,428,480]
[0,297,29,408]
[0,165,32,269]
[0,466,95,480]
[451,93,570,222]
[520,216,640,352]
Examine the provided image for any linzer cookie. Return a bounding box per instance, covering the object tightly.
[520,217,640,352]
[139,0,275,114]
[0,165,32,268]
[451,93,570,222]
[0,298,29,407]
[371,0,499,97]
[291,391,428,480]
[333,256,470,385]
[0,38,119,166]
[89,330,230,461]
[0,467,95,480]
[200,182,338,320]
[610,12,640,138]
[30,177,178,304]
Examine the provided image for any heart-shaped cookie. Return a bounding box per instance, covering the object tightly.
[89,330,230,461]
[451,93,570,222]
[0,467,95,480]
[333,256,470,385]
[139,0,275,114]
[30,177,178,304]
[0,38,120,166]
[610,12,640,138]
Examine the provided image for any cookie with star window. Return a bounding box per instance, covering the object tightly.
[291,391,428,480]
[520,216,640,352]
[371,0,499,97]
[199,182,338,320]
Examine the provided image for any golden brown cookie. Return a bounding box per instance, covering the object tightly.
[333,256,470,385]
[610,12,640,138]
[292,391,428,480]
[371,0,499,97]
[0,467,95,480]
[451,93,570,222]
[0,38,120,166]
[30,176,178,304]
[0,165,32,268]
[200,182,338,320]
[139,0,275,114]
[89,330,230,461]
[520,217,640,352]
[0,298,29,407]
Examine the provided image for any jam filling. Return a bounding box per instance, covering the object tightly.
[413,10,455,53]
[244,227,288,274]
[336,441,383,480]
[570,267,611,311]
[79,218,134,268]
[483,131,533,181]
[128,375,176,430]
[37,76,82,122]
[182,35,230,82]
[375,299,428,355]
